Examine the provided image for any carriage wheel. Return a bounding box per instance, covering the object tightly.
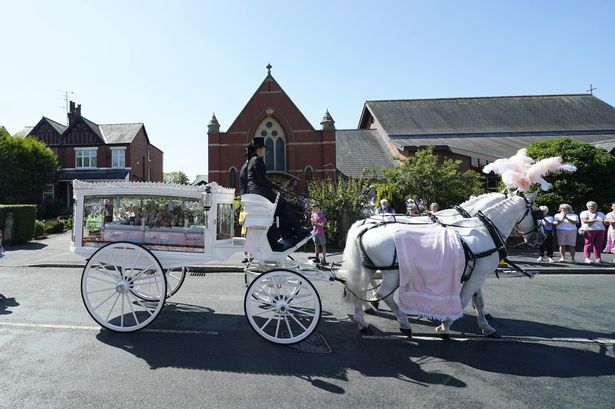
[132,266,187,301]
[244,269,321,345]
[81,242,166,332]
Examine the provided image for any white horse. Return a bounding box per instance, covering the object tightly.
[339,192,544,338]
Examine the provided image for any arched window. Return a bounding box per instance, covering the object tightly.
[305,166,313,182]
[229,167,237,189]
[255,118,285,171]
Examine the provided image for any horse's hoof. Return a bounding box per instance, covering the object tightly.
[485,313,494,320]
[486,331,501,339]
[359,326,372,335]
[364,308,377,316]
[439,333,451,341]
[400,327,412,338]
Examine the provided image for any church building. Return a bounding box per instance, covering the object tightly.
[207,65,336,192]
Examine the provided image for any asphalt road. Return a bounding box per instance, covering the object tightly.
[1,264,614,409]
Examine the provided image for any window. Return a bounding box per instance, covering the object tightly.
[470,157,481,168]
[229,167,237,189]
[111,148,126,168]
[42,184,54,200]
[305,166,313,182]
[76,148,97,168]
[255,118,285,171]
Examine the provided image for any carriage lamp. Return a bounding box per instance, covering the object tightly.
[203,185,213,228]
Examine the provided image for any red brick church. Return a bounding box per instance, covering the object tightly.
[207,65,336,192]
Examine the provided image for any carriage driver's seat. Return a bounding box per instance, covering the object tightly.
[240,193,288,262]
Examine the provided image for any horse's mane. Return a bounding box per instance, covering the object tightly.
[459,192,506,208]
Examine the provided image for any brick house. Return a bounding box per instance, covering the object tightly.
[25,102,163,208]
[208,66,336,193]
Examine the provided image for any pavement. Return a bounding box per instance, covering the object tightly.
[1,230,614,274]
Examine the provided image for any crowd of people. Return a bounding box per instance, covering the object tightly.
[538,201,615,264]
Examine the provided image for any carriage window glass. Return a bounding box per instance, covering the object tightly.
[216,203,234,241]
[81,195,206,253]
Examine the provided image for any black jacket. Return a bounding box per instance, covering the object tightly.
[247,155,276,202]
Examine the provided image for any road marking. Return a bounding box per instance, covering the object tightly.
[362,333,615,345]
[0,321,218,336]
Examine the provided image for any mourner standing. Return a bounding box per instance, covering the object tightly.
[553,203,579,262]
[536,205,555,263]
[310,204,327,265]
[579,201,606,263]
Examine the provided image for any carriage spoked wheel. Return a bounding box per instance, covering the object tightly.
[244,269,321,345]
[131,266,187,301]
[81,242,166,332]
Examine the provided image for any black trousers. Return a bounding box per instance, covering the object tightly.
[539,232,554,257]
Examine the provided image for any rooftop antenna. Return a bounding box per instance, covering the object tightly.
[586,83,597,95]
[57,90,75,124]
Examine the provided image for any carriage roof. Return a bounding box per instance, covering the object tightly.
[72,180,235,198]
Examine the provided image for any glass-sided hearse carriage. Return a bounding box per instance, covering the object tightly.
[71,180,329,344]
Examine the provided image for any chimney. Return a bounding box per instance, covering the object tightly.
[67,100,82,125]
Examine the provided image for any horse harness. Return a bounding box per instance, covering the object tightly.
[357,196,540,282]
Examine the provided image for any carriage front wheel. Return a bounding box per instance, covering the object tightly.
[244,269,321,345]
[81,242,166,332]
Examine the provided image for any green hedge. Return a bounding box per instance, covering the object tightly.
[0,205,37,244]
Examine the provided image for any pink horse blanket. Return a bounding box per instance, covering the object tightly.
[392,223,465,321]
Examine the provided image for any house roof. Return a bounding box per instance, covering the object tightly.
[365,94,615,137]
[99,123,144,144]
[44,117,68,135]
[592,138,615,153]
[192,175,208,185]
[336,129,397,177]
[59,168,130,182]
[15,126,34,137]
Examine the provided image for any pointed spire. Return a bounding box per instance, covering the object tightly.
[208,113,220,133]
[266,63,272,76]
[320,109,335,130]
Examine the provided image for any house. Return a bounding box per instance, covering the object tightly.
[24,101,163,208]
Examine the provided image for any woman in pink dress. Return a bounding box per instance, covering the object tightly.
[603,202,615,254]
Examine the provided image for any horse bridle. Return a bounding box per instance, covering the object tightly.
[512,193,544,237]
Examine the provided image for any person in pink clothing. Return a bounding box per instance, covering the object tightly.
[603,202,615,254]
[310,204,327,265]
[580,201,606,263]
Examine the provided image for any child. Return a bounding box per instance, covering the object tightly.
[310,204,327,264]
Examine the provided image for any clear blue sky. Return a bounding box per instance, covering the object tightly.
[1,0,613,181]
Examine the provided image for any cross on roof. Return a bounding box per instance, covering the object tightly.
[266,63,272,75]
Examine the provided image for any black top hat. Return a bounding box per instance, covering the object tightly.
[252,137,265,148]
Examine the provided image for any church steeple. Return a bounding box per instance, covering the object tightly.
[320,109,335,130]
[207,113,220,134]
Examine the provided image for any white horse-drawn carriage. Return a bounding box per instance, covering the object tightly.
[72,180,331,345]
[71,151,570,345]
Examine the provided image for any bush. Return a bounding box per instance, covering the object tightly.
[34,220,46,239]
[0,204,37,244]
[43,219,65,235]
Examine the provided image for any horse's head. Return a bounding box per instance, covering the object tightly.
[512,191,545,246]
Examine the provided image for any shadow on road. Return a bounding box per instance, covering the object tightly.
[0,295,19,315]
[95,303,466,392]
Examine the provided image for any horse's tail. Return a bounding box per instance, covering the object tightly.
[338,220,372,305]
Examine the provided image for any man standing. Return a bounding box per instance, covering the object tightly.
[376,199,396,214]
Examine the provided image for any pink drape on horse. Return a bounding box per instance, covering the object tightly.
[392,223,465,322]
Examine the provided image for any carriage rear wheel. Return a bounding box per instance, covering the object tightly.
[81,242,166,332]
[244,269,321,345]
[131,266,187,301]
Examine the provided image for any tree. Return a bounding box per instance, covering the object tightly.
[0,134,60,204]
[163,171,190,185]
[307,176,374,245]
[381,146,485,211]
[526,137,615,213]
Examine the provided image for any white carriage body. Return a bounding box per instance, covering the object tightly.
[71,180,242,268]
